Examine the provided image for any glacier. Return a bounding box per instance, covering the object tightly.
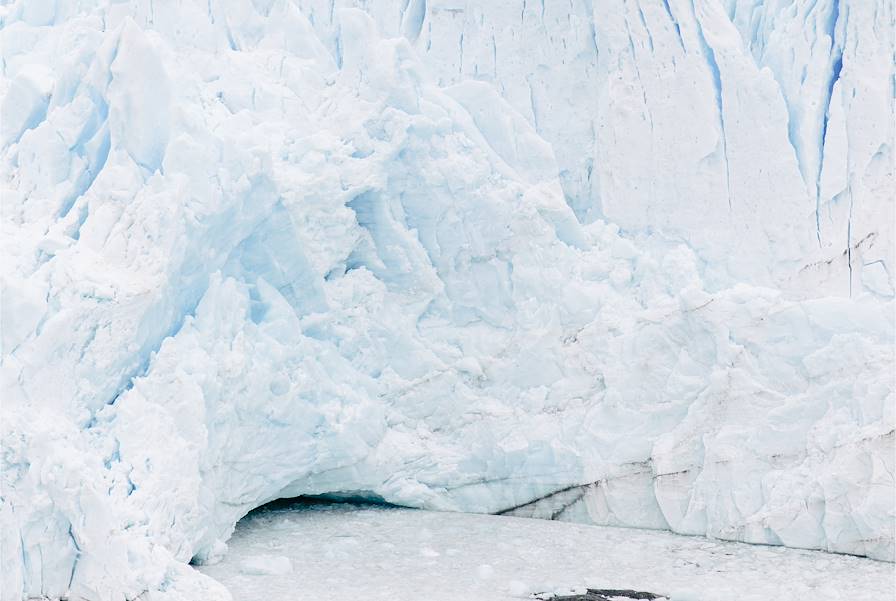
[0,0,893,600]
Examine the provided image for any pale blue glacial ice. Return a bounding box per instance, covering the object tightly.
[0,1,893,600]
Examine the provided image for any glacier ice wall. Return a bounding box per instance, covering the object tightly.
[0,1,893,599]
[296,0,894,295]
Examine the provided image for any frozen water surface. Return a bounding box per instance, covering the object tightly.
[198,502,894,601]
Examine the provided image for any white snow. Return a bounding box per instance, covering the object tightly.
[1,0,893,600]
[197,502,895,601]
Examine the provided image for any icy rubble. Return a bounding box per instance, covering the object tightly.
[0,1,893,600]
[198,502,896,601]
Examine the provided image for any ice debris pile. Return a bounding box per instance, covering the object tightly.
[1,0,893,599]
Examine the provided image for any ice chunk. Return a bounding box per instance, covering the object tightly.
[1,65,54,147]
[240,555,293,576]
[108,19,171,172]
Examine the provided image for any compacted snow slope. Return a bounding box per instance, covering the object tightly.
[0,1,893,600]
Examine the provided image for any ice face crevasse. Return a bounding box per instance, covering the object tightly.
[296,0,893,296]
[1,1,893,601]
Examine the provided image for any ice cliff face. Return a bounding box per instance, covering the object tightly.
[297,0,894,294]
[1,1,893,599]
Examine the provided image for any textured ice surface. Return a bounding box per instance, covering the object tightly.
[295,0,895,294]
[1,1,893,600]
[198,502,895,601]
